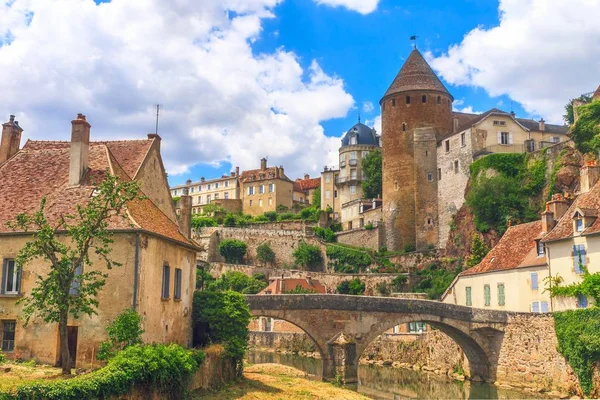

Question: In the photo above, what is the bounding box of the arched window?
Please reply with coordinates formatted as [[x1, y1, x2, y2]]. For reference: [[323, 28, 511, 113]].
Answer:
[[402, 123, 406, 132], [422, 95, 427, 103], [437, 96, 441, 104], [406, 96, 411, 104]]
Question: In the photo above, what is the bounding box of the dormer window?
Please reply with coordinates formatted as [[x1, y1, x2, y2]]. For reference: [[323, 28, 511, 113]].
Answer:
[[536, 240, 544, 257], [576, 218, 584, 232], [350, 135, 357, 145]]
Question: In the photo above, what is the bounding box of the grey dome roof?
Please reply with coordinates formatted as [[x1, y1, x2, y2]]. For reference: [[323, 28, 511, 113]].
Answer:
[[341, 122, 379, 147]]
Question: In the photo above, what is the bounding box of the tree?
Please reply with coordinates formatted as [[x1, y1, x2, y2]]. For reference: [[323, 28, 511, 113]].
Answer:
[[97, 309, 144, 361], [292, 241, 322, 271], [218, 239, 248, 264], [8, 174, 140, 374], [570, 99, 600, 154], [207, 271, 267, 294], [466, 235, 490, 268], [256, 242, 276, 266], [337, 278, 365, 295], [564, 94, 592, 125], [311, 187, 322, 208], [362, 150, 382, 199]]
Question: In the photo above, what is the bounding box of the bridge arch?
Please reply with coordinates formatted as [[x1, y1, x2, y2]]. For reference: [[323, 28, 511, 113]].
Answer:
[[246, 294, 508, 384]]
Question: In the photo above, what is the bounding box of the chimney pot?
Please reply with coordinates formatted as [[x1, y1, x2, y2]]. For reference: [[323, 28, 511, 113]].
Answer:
[[9, 115, 15, 123], [261, 157, 267, 171], [304, 173, 310, 180]]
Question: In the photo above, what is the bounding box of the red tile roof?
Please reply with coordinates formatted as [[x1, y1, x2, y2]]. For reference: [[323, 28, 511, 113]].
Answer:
[[259, 278, 327, 295], [240, 166, 291, 183], [382, 49, 452, 101], [462, 221, 545, 276], [543, 176, 600, 242], [295, 177, 321, 191], [0, 139, 194, 248]]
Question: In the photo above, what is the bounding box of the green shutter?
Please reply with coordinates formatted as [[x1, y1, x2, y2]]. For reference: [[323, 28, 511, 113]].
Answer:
[[466, 287, 472, 306], [484, 285, 491, 306], [498, 284, 505, 306]]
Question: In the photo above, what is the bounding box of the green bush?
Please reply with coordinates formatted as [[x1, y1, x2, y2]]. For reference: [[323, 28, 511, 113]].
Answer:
[[97, 309, 144, 361], [554, 309, 600, 396], [570, 99, 600, 154], [466, 235, 490, 268], [414, 262, 462, 300], [292, 241, 322, 271], [256, 242, 276, 266], [299, 206, 319, 222], [326, 245, 372, 273], [196, 268, 215, 290], [264, 211, 278, 221], [376, 282, 390, 296], [191, 216, 218, 229], [207, 271, 267, 294], [337, 278, 365, 295], [364, 223, 374, 230], [391, 274, 408, 292], [3, 344, 205, 400], [278, 212, 297, 221], [193, 290, 251, 374], [313, 227, 336, 243], [253, 215, 269, 222], [330, 223, 342, 232], [219, 239, 248, 264], [402, 243, 416, 253], [0, 351, 5, 364], [223, 213, 237, 227]]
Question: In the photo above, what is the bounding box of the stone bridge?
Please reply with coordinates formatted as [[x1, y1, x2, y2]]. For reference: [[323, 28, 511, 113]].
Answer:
[[245, 294, 512, 384]]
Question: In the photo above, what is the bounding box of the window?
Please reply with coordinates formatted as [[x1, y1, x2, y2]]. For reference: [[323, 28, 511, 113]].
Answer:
[[207, 184, 211, 190], [493, 120, 506, 126], [334, 190, 338, 198], [1, 320, 16, 352], [392, 98, 396, 106], [465, 287, 472, 306], [498, 283, 505, 306], [406, 96, 411, 104], [499, 132, 511, 145], [362, 151, 368, 158], [69, 264, 83, 296], [249, 200, 253, 206], [531, 301, 540, 313], [408, 321, 426, 333], [531, 272, 538, 290], [1, 259, 21, 295], [269, 183, 275, 193], [215, 193, 220, 200], [215, 183, 219, 189], [402, 123, 406, 132], [484, 284, 491, 306], [350, 185, 356, 194], [350, 169, 357, 179], [173, 190, 178, 196], [174, 268, 182, 300], [445, 140, 450, 152], [541, 301, 549, 313], [577, 294, 588, 309], [438, 168, 442, 180], [350, 136, 357, 145], [325, 175, 331, 183], [422, 95, 427, 103], [437, 96, 441, 104], [162, 265, 170, 299], [461, 132, 466, 147], [536, 240, 544, 257], [224, 192, 229, 199], [454, 160, 459, 173], [259, 199, 263, 207], [576, 218, 584, 232], [350, 151, 357, 160], [248, 186, 255, 195], [198, 186, 202, 192], [259, 185, 265, 194], [326, 190, 331, 199], [427, 173, 433, 182], [224, 181, 229, 188], [206, 194, 211, 203], [268, 198, 272, 206], [573, 244, 586, 273], [550, 136, 560, 144], [189, 187, 194, 193]]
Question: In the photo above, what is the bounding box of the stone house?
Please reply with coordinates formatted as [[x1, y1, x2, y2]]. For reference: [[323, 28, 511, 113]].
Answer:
[[239, 158, 294, 216], [294, 174, 321, 206], [441, 220, 551, 313], [171, 171, 241, 216], [320, 166, 340, 220], [0, 114, 199, 367]]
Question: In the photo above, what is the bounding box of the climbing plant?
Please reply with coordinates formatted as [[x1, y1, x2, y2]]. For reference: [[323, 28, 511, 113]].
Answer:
[[570, 99, 600, 154], [326, 244, 372, 273]]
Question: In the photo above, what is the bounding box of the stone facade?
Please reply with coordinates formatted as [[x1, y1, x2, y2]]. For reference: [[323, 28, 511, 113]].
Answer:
[[171, 173, 241, 216], [335, 225, 383, 251], [320, 167, 340, 220]]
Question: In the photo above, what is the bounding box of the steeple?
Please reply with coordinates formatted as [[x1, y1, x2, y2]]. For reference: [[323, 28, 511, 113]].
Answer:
[[381, 49, 452, 102]]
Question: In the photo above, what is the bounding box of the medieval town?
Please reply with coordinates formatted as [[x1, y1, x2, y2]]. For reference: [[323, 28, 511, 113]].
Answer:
[[0, 1, 599, 399]]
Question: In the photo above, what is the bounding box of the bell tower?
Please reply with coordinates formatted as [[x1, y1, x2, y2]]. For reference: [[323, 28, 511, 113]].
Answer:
[[380, 49, 453, 251]]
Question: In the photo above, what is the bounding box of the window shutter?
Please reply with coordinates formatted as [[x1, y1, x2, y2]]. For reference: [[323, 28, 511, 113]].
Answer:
[[497, 131, 502, 144], [509, 133, 514, 144], [541, 301, 549, 313], [531, 302, 540, 313], [1, 259, 6, 295], [16, 264, 22, 294], [531, 273, 538, 290]]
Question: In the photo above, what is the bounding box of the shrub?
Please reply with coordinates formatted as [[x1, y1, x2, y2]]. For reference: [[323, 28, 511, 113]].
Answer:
[[193, 290, 251, 374], [196, 268, 215, 290], [391, 275, 408, 292], [207, 271, 267, 294], [256, 242, 276, 266], [276, 204, 289, 213], [313, 227, 336, 243], [415, 262, 462, 300], [191, 216, 218, 229], [253, 215, 269, 222], [5, 344, 205, 400], [97, 309, 144, 361], [299, 206, 319, 222], [376, 282, 390, 296], [402, 243, 416, 253], [0, 352, 5, 364], [223, 213, 237, 227], [570, 99, 600, 154], [219, 239, 247, 264], [326, 245, 372, 273], [330, 223, 342, 232], [284, 285, 317, 294], [337, 278, 365, 295], [292, 241, 322, 271], [364, 223, 374, 230], [264, 211, 278, 221], [278, 212, 297, 221]]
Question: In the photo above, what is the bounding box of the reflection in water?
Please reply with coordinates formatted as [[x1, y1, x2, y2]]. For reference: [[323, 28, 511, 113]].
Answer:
[[246, 351, 549, 400]]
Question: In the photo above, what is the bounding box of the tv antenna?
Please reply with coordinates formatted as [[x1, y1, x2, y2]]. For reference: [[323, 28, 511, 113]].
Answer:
[[155, 104, 160, 135]]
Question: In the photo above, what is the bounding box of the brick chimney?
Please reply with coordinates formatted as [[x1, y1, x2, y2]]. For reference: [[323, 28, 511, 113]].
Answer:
[[304, 173, 310, 180], [69, 114, 91, 186], [539, 118, 545, 131], [261, 157, 267, 171], [235, 166, 240, 177], [580, 161, 600, 193], [541, 204, 554, 233], [0, 115, 23, 163], [178, 183, 192, 239], [548, 193, 569, 221]]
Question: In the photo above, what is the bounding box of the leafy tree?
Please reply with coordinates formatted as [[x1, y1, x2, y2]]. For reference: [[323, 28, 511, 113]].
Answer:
[[97, 309, 144, 361], [196, 268, 215, 290], [313, 227, 336, 243], [284, 285, 317, 294], [312, 187, 322, 208], [7, 174, 140, 374], [564, 94, 592, 125], [256, 242, 276, 266], [414, 262, 463, 300], [337, 278, 365, 295], [193, 290, 251, 374], [223, 213, 237, 227], [292, 241, 322, 271], [207, 271, 267, 294], [466, 235, 490, 268], [219, 239, 248, 264], [263, 211, 278, 222], [362, 150, 382, 199], [570, 99, 600, 154], [191, 216, 218, 229], [299, 206, 320, 222]]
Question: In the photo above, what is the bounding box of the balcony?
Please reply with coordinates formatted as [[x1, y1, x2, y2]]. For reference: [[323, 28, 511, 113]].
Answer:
[[349, 159, 358, 167], [340, 161, 346, 168], [335, 174, 362, 185]]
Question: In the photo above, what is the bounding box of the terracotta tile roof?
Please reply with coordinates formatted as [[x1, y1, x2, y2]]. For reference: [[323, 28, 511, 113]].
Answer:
[[295, 177, 321, 191], [382, 49, 452, 101], [259, 278, 327, 294], [543, 177, 600, 242], [0, 139, 195, 248], [240, 166, 291, 183], [462, 221, 544, 276]]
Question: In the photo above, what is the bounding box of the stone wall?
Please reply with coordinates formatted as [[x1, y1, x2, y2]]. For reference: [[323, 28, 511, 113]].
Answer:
[[206, 263, 415, 295], [335, 225, 383, 250], [249, 331, 318, 355]]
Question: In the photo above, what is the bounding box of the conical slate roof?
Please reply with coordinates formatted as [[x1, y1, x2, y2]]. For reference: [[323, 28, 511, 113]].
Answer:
[[341, 122, 379, 147], [381, 49, 452, 101]]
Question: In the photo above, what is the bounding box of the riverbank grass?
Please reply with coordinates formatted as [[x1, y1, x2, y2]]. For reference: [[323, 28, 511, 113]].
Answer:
[[192, 363, 368, 399], [0, 363, 63, 392]]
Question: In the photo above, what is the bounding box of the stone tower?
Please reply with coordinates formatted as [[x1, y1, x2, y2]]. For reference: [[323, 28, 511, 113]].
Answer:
[[380, 49, 453, 251]]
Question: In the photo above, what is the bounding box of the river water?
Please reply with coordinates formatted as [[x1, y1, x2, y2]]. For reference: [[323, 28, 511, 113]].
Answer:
[[247, 351, 550, 399]]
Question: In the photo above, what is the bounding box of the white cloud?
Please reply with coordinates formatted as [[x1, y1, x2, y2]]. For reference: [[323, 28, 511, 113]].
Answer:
[[0, 0, 354, 180], [366, 115, 381, 135], [362, 101, 374, 113], [313, 0, 379, 15], [453, 106, 483, 115], [428, 0, 600, 123]]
